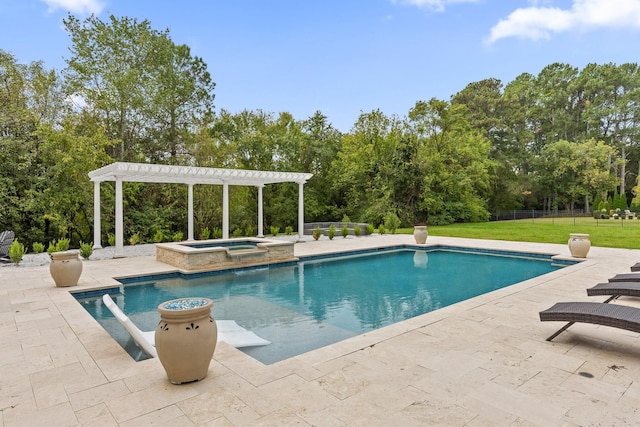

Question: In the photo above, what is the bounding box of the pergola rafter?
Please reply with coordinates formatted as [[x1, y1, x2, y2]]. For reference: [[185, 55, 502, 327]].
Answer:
[[88, 162, 313, 257]]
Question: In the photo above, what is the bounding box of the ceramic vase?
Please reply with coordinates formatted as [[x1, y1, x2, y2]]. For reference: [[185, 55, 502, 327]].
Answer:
[[568, 233, 591, 258], [155, 297, 217, 385], [413, 225, 428, 244], [49, 250, 82, 287]]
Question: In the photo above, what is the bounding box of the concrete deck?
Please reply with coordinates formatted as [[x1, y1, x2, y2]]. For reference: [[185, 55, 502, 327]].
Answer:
[[1, 235, 640, 426]]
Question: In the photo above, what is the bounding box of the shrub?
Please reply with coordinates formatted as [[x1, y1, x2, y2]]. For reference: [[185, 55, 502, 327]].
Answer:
[[200, 227, 210, 240], [270, 225, 280, 236], [378, 223, 386, 235], [32, 242, 45, 253], [328, 224, 336, 240], [285, 225, 293, 235], [341, 225, 349, 238], [57, 238, 70, 251], [212, 227, 223, 239], [366, 224, 374, 235], [129, 232, 140, 246], [341, 214, 351, 223], [173, 231, 183, 242], [79, 241, 93, 259], [8, 239, 25, 264], [353, 225, 362, 237], [153, 230, 164, 243], [384, 213, 400, 234], [245, 225, 254, 236], [232, 228, 243, 238], [312, 226, 322, 240], [107, 233, 116, 246], [48, 238, 71, 254]]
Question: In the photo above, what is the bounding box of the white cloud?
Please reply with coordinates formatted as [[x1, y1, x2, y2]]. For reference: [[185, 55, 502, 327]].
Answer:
[[392, 0, 479, 13], [487, 0, 640, 44], [41, 0, 104, 15]]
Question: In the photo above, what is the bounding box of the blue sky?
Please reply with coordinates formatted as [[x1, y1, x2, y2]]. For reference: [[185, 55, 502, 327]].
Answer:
[[2, 0, 640, 131]]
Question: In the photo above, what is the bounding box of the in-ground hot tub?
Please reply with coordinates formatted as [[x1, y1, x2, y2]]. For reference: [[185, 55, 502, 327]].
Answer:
[[155, 238, 296, 271]]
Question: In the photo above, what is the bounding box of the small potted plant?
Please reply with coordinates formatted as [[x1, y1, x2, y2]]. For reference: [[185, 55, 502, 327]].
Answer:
[[328, 224, 336, 240], [8, 239, 25, 265], [79, 241, 93, 260], [312, 226, 322, 240]]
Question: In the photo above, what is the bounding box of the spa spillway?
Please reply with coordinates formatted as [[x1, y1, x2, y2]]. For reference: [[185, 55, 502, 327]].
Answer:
[[155, 238, 296, 271]]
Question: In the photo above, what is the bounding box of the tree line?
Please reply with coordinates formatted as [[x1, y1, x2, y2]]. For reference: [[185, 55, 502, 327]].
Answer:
[[1, 14, 638, 248]]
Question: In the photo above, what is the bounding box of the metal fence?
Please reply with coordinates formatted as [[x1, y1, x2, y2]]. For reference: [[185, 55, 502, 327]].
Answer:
[[491, 210, 640, 227], [492, 210, 585, 221]]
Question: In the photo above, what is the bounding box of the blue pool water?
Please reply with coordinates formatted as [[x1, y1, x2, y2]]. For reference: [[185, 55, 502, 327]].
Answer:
[[76, 246, 569, 364]]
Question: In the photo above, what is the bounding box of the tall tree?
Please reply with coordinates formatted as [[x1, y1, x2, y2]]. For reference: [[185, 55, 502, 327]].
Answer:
[[408, 99, 492, 224], [579, 63, 640, 195], [63, 14, 215, 162], [330, 109, 401, 224], [143, 41, 215, 163], [452, 78, 523, 212], [532, 63, 580, 145], [299, 111, 343, 221], [535, 139, 617, 213], [0, 50, 68, 244], [38, 121, 114, 243]]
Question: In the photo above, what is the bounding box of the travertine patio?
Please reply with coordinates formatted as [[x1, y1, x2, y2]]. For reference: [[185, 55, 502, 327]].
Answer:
[[1, 235, 639, 426]]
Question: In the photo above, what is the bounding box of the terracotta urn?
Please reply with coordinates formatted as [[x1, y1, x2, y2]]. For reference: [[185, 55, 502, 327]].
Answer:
[[413, 225, 428, 244], [568, 233, 591, 258], [49, 250, 83, 287], [155, 297, 217, 384]]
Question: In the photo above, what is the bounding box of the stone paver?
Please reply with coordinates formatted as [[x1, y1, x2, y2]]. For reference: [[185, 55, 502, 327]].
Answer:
[[1, 235, 640, 426]]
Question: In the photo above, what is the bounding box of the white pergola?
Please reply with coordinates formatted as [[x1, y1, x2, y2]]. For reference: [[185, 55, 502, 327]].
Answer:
[[88, 162, 313, 257]]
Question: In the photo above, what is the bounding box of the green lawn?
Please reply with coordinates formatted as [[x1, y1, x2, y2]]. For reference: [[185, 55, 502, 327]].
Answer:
[[397, 218, 640, 249]]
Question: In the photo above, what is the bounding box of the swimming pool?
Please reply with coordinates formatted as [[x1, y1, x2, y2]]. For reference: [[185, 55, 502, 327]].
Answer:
[[76, 246, 572, 364]]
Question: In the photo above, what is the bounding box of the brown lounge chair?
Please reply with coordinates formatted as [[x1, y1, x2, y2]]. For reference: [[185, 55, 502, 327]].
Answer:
[[609, 273, 640, 282], [539, 302, 640, 341], [587, 281, 640, 303]]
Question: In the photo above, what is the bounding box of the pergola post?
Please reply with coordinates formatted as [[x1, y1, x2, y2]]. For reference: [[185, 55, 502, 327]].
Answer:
[[88, 162, 313, 256], [115, 176, 124, 257], [222, 181, 229, 239], [93, 181, 102, 249], [257, 184, 264, 237], [187, 183, 194, 241], [298, 181, 305, 241]]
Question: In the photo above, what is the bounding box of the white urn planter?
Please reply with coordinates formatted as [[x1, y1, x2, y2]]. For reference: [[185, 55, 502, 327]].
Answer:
[[413, 225, 428, 244], [155, 297, 217, 385], [49, 250, 83, 287], [413, 250, 429, 268], [568, 233, 591, 258]]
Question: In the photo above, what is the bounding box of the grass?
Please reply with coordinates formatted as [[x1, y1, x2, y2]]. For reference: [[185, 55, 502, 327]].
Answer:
[[396, 217, 640, 249]]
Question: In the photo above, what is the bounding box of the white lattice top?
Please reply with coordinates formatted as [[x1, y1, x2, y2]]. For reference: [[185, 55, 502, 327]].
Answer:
[[89, 162, 313, 186]]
